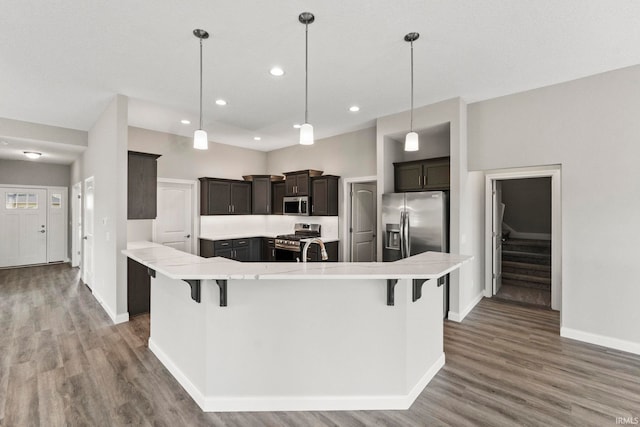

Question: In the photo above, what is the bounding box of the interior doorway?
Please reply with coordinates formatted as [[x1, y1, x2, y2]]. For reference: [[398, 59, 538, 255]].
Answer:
[[153, 179, 197, 253], [346, 179, 377, 262], [82, 177, 95, 289], [485, 167, 561, 311]]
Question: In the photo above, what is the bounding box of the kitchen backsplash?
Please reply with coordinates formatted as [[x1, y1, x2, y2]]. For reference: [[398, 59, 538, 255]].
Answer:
[[200, 215, 339, 239]]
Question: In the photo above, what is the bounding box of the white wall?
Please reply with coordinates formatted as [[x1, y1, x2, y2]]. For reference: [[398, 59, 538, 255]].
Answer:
[[468, 65, 640, 353], [71, 95, 129, 323], [377, 98, 484, 322]]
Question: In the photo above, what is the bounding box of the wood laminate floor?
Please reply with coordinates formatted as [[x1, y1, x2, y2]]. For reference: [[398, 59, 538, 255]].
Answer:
[[1, 264, 638, 426]]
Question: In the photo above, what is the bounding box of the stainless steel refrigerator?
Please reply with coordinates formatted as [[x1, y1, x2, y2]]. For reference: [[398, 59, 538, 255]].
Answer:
[[382, 191, 449, 317]]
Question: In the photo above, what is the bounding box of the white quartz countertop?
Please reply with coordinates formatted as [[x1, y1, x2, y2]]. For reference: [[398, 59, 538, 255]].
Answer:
[[124, 241, 471, 281]]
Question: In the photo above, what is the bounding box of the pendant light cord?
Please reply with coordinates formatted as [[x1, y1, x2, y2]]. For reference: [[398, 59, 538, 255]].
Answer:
[[304, 22, 309, 124], [199, 37, 204, 130], [410, 40, 414, 132]]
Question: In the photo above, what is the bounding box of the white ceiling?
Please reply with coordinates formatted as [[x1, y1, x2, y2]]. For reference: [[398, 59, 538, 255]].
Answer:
[[1, 0, 640, 154], [0, 137, 84, 165]]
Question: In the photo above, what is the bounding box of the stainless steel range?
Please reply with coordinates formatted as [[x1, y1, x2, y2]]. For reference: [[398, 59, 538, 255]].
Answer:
[[274, 223, 321, 259]]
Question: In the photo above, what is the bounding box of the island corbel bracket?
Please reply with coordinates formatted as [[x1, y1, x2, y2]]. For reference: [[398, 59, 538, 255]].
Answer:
[[387, 279, 398, 306], [215, 280, 227, 307], [182, 279, 201, 303], [147, 268, 156, 278], [412, 277, 445, 302]]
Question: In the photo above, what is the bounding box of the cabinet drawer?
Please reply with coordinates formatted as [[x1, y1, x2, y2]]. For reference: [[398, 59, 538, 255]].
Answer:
[[214, 240, 232, 249], [233, 239, 250, 247]]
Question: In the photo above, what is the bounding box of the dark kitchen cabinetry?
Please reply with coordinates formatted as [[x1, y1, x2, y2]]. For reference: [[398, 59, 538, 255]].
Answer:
[[262, 237, 276, 261], [199, 178, 251, 215], [128, 151, 161, 219], [250, 176, 272, 214], [127, 258, 150, 316], [311, 175, 339, 216], [200, 238, 256, 261], [284, 170, 323, 196], [394, 156, 450, 192], [271, 182, 286, 215], [301, 241, 339, 262]]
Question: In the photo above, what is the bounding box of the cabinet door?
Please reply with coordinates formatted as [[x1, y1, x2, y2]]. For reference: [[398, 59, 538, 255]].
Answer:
[[312, 178, 328, 215], [127, 258, 150, 316], [231, 182, 251, 214], [272, 182, 286, 215], [423, 162, 450, 190], [285, 175, 297, 196], [296, 173, 310, 195], [262, 238, 276, 261], [252, 177, 271, 214], [128, 152, 160, 219], [214, 247, 233, 259], [233, 246, 251, 262], [206, 181, 231, 215], [200, 239, 215, 258], [394, 163, 423, 192]]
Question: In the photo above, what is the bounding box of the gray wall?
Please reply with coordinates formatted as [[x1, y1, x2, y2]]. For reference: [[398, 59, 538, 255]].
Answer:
[[468, 64, 640, 349], [501, 178, 551, 235], [0, 159, 70, 187], [128, 127, 268, 181], [266, 127, 376, 178]]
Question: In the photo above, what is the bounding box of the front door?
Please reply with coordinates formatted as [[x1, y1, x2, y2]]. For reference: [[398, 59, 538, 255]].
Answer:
[[350, 182, 377, 262], [492, 180, 504, 294], [155, 182, 193, 252], [0, 187, 47, 267], [83, 177, 95, 289]]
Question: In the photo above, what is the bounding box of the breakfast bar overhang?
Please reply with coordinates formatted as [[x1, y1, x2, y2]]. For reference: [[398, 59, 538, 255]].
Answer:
[[123, 242, 471, 412]]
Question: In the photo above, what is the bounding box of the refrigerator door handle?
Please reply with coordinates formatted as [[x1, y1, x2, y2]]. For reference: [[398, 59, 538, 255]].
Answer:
[[404, 210, 411, 257], [399, 210, 405, 258]]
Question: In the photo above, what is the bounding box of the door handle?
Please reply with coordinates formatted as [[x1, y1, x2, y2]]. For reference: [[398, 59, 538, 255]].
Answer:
[[83, 236, 88, 240], [185, 234, 191, 239], [40, 230, 46, 233]]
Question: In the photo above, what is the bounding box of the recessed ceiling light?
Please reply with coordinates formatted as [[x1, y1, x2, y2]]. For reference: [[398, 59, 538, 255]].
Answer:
[[181, 119, 191, 125], [349, 105, 360, 112], [270, 67, 285, 77], [254, 137, 261, 141], [293, 124, 301, 129], [24, 151, 41, 159], [215, 99, 227, 106]]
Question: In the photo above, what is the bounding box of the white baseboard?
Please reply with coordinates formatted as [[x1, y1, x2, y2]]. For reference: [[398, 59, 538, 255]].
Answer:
[[148, 340, 445, 412], [560, 327, 640, 356], [96, 294, 129, 325], [448, 292, 484, 323]]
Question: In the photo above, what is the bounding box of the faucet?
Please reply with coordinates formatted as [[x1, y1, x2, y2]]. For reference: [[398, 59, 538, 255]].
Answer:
[[302, 238, 328, 262]]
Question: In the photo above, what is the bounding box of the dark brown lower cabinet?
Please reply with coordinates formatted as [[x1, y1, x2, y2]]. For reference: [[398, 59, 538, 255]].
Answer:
[[127, 258, 150, 316], [262, 238, 276, 261]]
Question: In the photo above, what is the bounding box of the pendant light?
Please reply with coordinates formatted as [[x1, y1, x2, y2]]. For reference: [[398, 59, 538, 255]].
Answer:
[[193, 29, 209, 150], [299, 12, 315, 145], [404, 32, 419, 152]]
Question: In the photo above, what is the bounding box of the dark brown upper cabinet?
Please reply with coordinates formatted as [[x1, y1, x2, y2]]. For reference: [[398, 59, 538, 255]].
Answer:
[[284, 170, 323, 196], [243, 175, 284, 215], [271, 181, 286, 215], [394, 156, 450, 192], [311, 175, 340, 216], [128, 151, 161, 219], [199, 178, 251, 215]]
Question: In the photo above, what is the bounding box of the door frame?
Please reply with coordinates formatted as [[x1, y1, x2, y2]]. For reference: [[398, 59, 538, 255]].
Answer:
[[152, 178, 198, 254], [71, 182, 82, 267], [484, 165, 562, 312], [82, 176, 95, 288], [342, 176, 377, 262]]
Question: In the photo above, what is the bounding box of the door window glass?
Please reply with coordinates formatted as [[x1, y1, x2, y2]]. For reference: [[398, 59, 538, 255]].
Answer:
[[5, 193, 38, 209], [51, 194, 62, 208]]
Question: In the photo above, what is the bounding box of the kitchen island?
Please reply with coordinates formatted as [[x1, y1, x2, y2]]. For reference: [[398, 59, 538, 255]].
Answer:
[[123, 242, 471, 412]]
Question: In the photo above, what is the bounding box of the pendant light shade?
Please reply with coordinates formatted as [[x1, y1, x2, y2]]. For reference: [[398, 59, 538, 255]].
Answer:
[[193, 29, 209, 150], [299, 123, 314, 145], [404, 32, 419, 152], [299, 12, 315, 146], [404, 131, 419, 151]]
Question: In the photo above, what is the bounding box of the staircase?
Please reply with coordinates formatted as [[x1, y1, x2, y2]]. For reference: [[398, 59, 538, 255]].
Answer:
[[497, 238, 551, 307]]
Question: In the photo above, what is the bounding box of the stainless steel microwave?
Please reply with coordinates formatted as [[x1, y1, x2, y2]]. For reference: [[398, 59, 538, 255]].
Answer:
[[283, 196, 310, 216]]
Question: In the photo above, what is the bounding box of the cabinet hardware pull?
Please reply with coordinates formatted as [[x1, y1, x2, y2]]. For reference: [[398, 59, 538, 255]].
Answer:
[[228, 205, 231, 213], [418, 175, 421, 186]]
